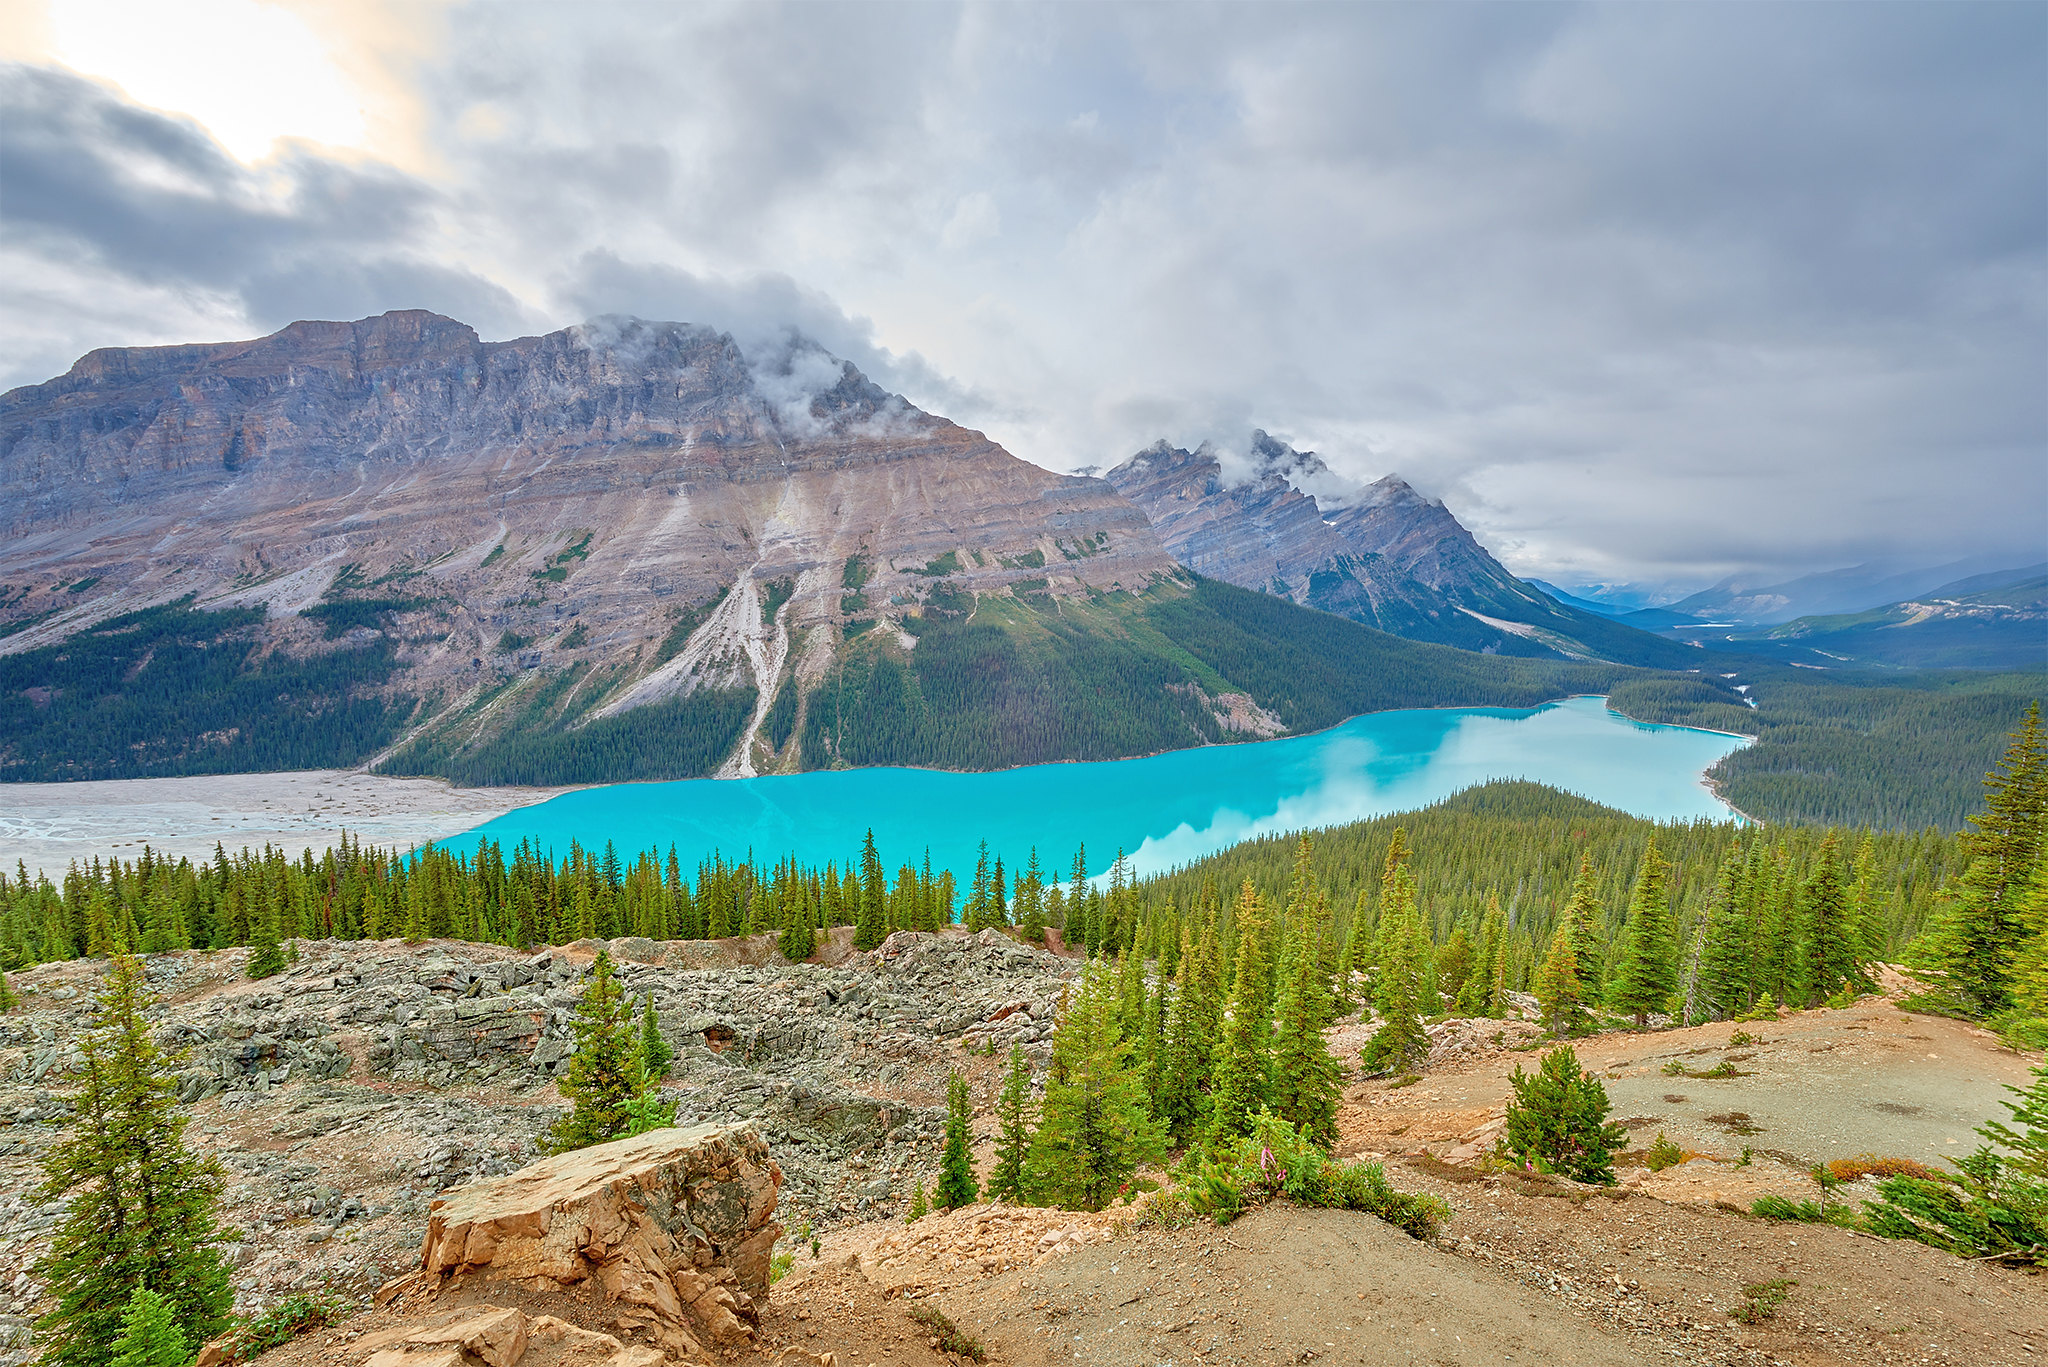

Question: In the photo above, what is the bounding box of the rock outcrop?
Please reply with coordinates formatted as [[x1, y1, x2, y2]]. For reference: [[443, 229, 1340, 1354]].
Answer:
[[0, 311, 1177, 776], [1104, 433, 1692, 666], [415, 1125, 784, 1359]]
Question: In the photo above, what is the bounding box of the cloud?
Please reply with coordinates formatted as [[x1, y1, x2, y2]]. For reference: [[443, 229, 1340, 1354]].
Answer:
[[2, 3, 2041, 590]]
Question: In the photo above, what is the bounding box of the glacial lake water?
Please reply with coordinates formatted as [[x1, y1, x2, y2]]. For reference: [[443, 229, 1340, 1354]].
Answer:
[[455, 695, 1748, 884]]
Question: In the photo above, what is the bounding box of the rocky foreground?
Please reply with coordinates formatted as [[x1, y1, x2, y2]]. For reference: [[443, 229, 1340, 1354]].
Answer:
[[0, 927, 1074, 1360], [0, 936, 2042, 1366]]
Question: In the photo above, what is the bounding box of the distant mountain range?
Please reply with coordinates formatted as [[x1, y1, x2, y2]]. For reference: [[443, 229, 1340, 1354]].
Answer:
[[0, 311, 1631, 784], [1528, 562, 2046, 670], [1103, 434, 1700, 670]]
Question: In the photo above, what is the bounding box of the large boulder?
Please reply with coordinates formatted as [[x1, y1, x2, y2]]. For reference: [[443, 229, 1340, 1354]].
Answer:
[[417, 1125, 783, 1358]]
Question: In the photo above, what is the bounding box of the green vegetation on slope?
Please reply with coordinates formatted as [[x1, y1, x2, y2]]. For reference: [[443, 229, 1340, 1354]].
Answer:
[[1140, 779, 1960, 959], [0, 599, 413, 781], [801, 575, 1627, 772], [1610, 669, 2045, 831]]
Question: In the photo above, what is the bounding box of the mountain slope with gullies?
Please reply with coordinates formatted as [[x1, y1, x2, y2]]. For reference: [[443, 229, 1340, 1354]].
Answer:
[[0, 312, 1631, 784], [1104, 433, 1703, 669]]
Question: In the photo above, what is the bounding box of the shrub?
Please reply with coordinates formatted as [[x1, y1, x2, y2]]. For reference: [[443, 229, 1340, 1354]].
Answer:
[[1859, 1062, 2048, 1266], [1502, 1046, 1629, 1185], [1731, 1279, 1796, 1324], [1826, 1155, 1942, 1184], [1644, 1134, 1685, 1172], [218, 1292, 349, 1361], [1181, 1109, 1449, 1239], [908, 1305, 986, 1361]]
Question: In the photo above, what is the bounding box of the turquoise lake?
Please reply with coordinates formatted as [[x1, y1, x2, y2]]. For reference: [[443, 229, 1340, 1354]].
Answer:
[[456, 695, 1747, 883]]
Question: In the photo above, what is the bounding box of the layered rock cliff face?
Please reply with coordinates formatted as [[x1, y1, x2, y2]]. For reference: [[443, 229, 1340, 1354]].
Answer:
[[0, 311, 1183, 776], [1104, 434, 1692, 666]]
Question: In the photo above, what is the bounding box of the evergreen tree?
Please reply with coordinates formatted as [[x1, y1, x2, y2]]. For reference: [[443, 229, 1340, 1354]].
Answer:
[[636, 994, 674, 1084], [1269, 917, 1342, 1146], [34, 955, 234, 1367], [1030, 963, 1166, 1210], [1606, 837, 1677, 1028], [544, 950, 641, 1154], [988, 1045, 1035, 1203], [1207, 882, 1275, 1139], [1799, 833, 1868, 1005], [777, 887, 815, 962], [2006, 858, 2048, 1041], [854, 830, 886, 950], [1922, 705, 2048, 1015], [905, 1180, 928, 1222], [1559, 856, 1606, 994], [1502, 1045, 1628, 1185], [1361, 864, 1430, 1072], [245, 902, 285, 980], [1155, 917, 1223, 1144], [107, 1287, 187, 1367], [937, 1070, 980, 1210], [1695, 847, 1755, 1020], [1532, 916, 1588, 1034], [1456, 893, 1506, 1016]]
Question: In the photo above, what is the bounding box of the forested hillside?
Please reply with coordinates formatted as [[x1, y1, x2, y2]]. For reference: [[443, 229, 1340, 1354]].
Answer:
[[1608, 668, 2045, 830]]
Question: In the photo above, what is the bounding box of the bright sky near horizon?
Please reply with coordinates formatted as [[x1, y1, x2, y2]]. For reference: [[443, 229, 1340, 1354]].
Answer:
[[1, 0, 2042, 594]]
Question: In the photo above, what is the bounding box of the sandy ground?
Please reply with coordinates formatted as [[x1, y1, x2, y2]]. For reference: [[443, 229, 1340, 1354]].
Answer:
[[0, 769, 569, 878]]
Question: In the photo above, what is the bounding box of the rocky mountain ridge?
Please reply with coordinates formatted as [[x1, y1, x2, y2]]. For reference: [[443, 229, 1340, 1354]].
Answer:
[[1104, 434, 1703, 668], [0, 311, 1215, 779]]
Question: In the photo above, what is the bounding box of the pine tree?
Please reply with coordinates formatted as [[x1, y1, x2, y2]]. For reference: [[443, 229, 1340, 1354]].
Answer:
[[636, 994, 674, 1084], [905, 1180, 928, 1222], [1456, 893, 1506, 1016], [1207, 882, 1275, 1140], [107, 1287, 187, 1367], [1922, 705, 2048, 1015], [2006, 857, 2048, 1041], [1030, 963, 1166, 1210], [1606, 837, 1677, 1028], [1799, 833, 1868, 1005], [988, 1045, 1035, 1203], [854, 830, 886, 950], [34, 955, 234, 1367], [1696, 847, 1755, 1020], [936, 1070, 979, 1210], [245, 902, 285, 980], [1532, 916, 1588, 1034], [1361, 864, 1430, 1072], [777, 887, 815, 963], [545, 951, 642, 1154], [1559, 856, 1606, 995], [1156, 919, 1223, 1144], [1269, 917, 1342, 1147], [1502, 1045, 1628, 1185]]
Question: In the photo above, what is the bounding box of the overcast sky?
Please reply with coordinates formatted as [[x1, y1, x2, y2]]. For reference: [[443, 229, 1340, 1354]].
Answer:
[[2, 1, 2042, 593]]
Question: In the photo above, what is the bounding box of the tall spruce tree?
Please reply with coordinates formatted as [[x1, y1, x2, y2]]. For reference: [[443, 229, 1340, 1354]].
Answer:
[[1029, 963, 1165, 1210], [1269, 916, 1342, 1146], [1207, 882, 1275, 1140], [854, 830, 887, 950], [1695, 847, 1756, 1020], [545, 950, 643, 1154], [937, 1070, 980, 1210], [1362, 863, 1431, 1071], [1799, 833, 1867, 1005], [35, 955, 234, 1367], [1921, 705, 2048, 1015], [1606, 837, 1677, 1029], [1559, 856, 1606, 995], [988, 1045, 1035, 1203], [1532, 916, 1588, 1034]]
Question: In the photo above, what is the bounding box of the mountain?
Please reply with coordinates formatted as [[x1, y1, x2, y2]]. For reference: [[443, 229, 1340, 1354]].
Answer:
[[0, 311, 1628, 784], [1667, 556, 2037, 626], [1103, 434, 1701, 669], [1719, 566, 2047, 670]]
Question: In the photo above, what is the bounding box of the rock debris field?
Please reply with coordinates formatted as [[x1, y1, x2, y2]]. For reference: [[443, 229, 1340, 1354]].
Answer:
[[0, 927, 1073, 1361], [0, 931, 2042, 1367]]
